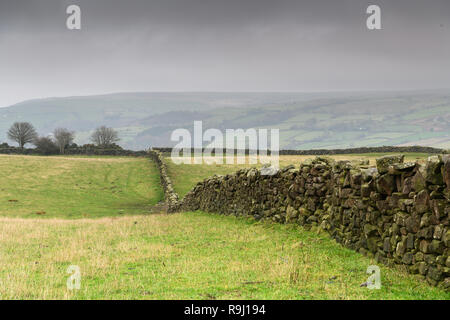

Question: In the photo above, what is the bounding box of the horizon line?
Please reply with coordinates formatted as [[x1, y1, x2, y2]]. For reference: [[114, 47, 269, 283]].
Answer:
[[3, 87, 450, 108]]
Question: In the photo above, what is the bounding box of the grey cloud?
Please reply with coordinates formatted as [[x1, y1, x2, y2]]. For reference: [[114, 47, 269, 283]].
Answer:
[[0, 0, 449, 106]]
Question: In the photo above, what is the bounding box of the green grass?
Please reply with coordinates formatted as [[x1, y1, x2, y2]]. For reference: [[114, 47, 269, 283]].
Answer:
[[166, 160, 253, 197], [0, 211, 447, 299], [0, 154, 163, 218]]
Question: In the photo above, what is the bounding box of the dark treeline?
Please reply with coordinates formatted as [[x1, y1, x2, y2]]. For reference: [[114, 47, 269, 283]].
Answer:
[[0, 142, 147, 156]]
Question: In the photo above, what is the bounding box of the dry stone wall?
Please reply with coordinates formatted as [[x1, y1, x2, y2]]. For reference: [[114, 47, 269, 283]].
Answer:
[[148, 150, 179, 210], [175, 155, 450, 290], [153, 146, 446, 155]]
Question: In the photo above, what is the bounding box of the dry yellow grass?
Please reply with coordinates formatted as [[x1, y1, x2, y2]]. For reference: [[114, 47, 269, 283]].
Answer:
[[0, 215, 169, 299]]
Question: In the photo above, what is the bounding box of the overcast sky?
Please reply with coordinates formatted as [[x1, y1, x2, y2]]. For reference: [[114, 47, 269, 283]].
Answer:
[[0, 0, 449, 106]]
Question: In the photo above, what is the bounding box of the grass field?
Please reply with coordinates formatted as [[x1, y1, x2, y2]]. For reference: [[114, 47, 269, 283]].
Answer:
[[0, 155, 163, 218], [0, 154, 447, 299], [0, 211, 448, 299], [166, 153, 431, 197]]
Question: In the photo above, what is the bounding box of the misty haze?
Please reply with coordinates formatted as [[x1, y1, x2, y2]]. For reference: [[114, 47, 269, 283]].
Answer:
[[1, 90, 449, 150], [1, 0, 449, 151]]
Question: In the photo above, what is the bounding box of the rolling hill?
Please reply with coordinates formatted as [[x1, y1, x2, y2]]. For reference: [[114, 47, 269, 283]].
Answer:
[[0, 91, 449, 150]]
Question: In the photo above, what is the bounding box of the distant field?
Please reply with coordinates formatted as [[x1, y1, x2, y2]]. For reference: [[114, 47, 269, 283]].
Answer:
[[165, 153, 431, 197], [0, 155, 163, 218], [0, 211, 447, 299]]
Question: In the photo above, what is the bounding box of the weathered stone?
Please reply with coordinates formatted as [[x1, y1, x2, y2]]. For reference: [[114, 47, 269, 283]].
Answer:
[[436, 255, 446, 266], [409, 264, 419, 274], [442, 154, 450, 189], [260, 165, 279, 176], [299, 207, 311, 217], [418, 226, 434, 239], [406, 233, 415, 249], [402, 177, 413, 194], [424, 254, 437, 265], [377, 174, 396, 195], [420, 213, 432, 228], [361, 167, 378, 181], [442, 278, 450, 290], [364, 224, 378, 237], [431, 200, 447, 219], [396, 241, 406, 256], [412, 169, 427, 192], [414, 189, 430, 214], [367, 237, 379, 253], [286, 205, 298, 223], [415, 252, 424, 262], [361, 183, 371, 197], [429, 240, 444, 254], [433, 225, 444, 240], [444, 230, 450, 247], [425, 156, 443, 185], [389, 162, 416, 175], [376, 154, 404, 174], [427, 266, 443, 281], [418, 262, 428, 275], [350, 170, 362, 187], [419, 240, 431, 253], [405, 215, 420, 233], [402, 252, 414, 265], [383, 237, 392, 252]]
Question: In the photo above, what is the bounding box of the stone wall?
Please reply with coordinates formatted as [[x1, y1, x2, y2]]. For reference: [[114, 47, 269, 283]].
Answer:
[[0, 144, 147, 156], [153, 145, 446, 155], [148, 150, 179, 211], [175, 155, 450, 289]]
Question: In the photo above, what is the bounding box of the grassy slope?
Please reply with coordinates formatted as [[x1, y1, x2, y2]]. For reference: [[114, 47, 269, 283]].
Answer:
[[0, 155, 163, 218], [0, 212, 447, 299], [166, 153, 431, 197]]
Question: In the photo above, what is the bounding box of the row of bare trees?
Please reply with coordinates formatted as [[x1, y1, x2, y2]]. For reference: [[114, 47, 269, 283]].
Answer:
[[6, 122, 119, 154]]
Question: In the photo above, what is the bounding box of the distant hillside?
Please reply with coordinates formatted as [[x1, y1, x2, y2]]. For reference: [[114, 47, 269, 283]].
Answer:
[[0, 91, 449, 150]]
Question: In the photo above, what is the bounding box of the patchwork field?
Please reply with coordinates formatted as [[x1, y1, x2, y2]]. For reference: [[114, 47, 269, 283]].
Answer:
[[165, 153, 430, 197], [0, 154, 448, 299], [0, 155, 163, 218]]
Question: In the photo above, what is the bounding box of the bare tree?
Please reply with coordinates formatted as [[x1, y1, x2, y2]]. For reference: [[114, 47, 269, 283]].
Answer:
[[53, 128, 75, 154], [7, 122, 37, 149], [91, 126, 120, 146]]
